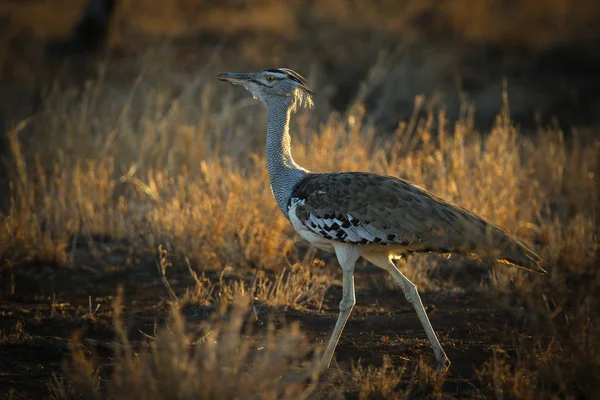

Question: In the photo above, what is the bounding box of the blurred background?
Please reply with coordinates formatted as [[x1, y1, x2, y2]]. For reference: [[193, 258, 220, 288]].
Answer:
[[2, 0, 600, 131]]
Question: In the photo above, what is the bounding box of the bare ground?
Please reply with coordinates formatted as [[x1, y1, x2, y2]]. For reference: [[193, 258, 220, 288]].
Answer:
[[1, 248, 531, 399]]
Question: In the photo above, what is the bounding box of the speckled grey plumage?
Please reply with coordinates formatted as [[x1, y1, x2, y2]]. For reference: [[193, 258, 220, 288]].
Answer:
[[290, 172, 542, 271], [265, 100, 307, 217]]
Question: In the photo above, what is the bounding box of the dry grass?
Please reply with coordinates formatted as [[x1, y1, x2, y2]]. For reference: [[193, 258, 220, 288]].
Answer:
[[346, 357, 447, 399], [1, 1, 599, 398], [49, 292, 320, 400], [475, 349, 537, 399], [3, 73, 595, 275], [156, 249, 331, 310]]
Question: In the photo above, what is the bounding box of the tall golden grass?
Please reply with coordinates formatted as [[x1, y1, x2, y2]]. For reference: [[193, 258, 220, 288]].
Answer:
[[3, 68, 595, 273]]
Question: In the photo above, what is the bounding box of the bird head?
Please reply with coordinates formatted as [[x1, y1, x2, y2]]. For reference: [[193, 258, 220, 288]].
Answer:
[[218, 68, 314, 111]]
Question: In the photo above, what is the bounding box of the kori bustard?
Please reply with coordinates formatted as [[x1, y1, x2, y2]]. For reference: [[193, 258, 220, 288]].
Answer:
[[218, 68, 545, 370]]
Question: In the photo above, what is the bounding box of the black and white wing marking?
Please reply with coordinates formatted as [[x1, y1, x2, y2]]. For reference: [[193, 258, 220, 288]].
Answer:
[[288, 173, 419, 247], [290, 197, 405, 245]]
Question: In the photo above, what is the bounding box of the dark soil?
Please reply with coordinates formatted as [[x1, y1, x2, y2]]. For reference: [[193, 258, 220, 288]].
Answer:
[[0, 251, 526, 399]]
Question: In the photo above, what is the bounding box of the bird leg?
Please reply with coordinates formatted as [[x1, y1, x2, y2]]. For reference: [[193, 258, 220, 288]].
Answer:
[[363, 253, 450, 370], [320, 245, 362, 370]]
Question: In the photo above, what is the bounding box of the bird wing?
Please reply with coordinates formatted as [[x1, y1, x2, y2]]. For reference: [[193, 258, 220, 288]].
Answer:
[[289, 172, 544, 272]]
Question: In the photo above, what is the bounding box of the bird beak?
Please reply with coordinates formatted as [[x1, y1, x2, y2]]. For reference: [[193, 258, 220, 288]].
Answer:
[[217, 72, 251, 84]]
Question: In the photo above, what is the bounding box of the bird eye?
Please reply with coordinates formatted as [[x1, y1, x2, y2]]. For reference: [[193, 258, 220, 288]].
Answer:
[[266, 75, 274, 82]]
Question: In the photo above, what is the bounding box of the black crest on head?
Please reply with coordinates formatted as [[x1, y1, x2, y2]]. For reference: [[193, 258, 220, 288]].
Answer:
[[264, 68, 313, 95]]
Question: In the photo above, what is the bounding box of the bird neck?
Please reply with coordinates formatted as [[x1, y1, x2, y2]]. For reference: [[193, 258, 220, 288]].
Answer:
[[265, 101, 307, 218]]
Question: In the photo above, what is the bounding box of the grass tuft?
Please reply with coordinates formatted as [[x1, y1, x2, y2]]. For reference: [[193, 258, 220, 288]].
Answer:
[[50, 292, 320, 400]]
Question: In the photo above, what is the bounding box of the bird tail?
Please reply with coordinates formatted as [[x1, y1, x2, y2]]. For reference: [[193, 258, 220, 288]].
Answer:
[[476, 225, 546, 274], [494, 240, 546, 274]]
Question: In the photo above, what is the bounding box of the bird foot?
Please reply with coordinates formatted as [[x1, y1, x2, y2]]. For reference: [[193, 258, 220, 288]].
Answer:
[[435, 357, 451, 373]]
